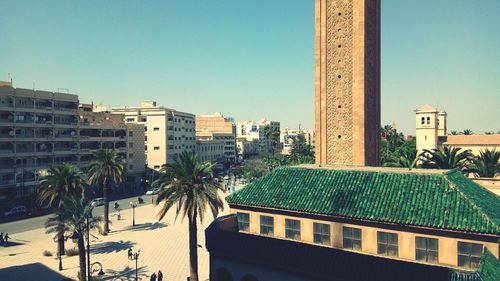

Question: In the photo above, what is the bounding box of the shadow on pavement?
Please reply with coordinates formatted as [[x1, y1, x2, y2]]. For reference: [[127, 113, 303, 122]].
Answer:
[[0, 262, 73, 281], [3, 240, 25, 247], [121, 222, 168, 232], [90, 240, 136, 255], [103, 265, 148, 281]]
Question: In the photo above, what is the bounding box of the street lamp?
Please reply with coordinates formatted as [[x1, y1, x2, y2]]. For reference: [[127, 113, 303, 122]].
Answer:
[[130, 247, 141, 281], [130, 201, 137, 226], [86, 207, 94, 281]]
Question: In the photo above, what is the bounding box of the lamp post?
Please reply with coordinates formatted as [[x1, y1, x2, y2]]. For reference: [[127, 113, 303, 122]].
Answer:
[[86, 207, 93, 281], [130, 202, 137, 226], [130, 247, 141, 281]]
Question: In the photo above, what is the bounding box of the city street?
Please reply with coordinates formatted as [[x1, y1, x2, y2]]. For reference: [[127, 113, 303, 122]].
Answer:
[[0, 195, 158, 234]]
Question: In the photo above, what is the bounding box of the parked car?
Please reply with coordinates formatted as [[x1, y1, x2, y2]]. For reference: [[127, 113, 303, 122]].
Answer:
[[146, 188, 160, 195], [91, 198, 106, 207], [28, 205, 51, 216], [4, 205, 27, 217]]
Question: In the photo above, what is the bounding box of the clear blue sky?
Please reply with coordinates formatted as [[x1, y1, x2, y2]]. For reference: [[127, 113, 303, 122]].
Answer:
[[0, 0, 498, 135]]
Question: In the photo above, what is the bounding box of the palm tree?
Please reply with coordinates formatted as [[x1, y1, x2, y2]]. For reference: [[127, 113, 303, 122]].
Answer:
[[462, 129, 473, 135], [154, 150, 224, 281], [87, 149, 125, 234], [46, 195, 102, 281], [261, 125, 280, 155], [420, 146, 473, 171], [468, 149, 500, 178], [38, 164, 84, 256], [384, 149, 419, 169]]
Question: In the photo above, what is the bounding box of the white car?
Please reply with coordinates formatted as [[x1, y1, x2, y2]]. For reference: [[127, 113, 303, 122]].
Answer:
[[91, 198, 105, 207], [146, 188, 160, 195], [4, 205, 27, 217]]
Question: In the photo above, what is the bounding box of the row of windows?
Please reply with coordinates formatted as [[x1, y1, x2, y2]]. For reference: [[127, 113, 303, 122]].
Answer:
[[236, 213, 484, 269]]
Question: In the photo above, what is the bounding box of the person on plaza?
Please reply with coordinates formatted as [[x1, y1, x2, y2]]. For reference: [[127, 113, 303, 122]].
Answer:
[[128, 248, 133, 260], [150, 272, 157, 281], [4, 233, 9, 247], [157, 270, 163, 281], [0, 233, 4, 246], [117, 210, 121, 220]]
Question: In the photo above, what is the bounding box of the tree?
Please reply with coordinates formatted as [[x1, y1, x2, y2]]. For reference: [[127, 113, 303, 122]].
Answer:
[[243, 159, 268, 181], [462, 129, 473, 135], [290, 134, 314, 164], [420, 146, 473, 171], [468, 149, 500, 178], [261, 125, 280, 155], [87, 149, 125, 235], [46, 195, 102, 281], [384, 149, 419, 169], [380, 125, 406, 166], [153, 151, 224, 281], [38, 164, 84, 256]]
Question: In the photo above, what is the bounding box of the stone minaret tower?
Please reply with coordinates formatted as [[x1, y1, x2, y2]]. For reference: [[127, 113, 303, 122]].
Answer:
[[315, 0, 381, 166]]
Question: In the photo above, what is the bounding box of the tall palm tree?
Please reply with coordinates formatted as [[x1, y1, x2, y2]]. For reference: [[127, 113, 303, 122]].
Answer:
[[38, 164, 84, 256], [46, 195, 102, 281], [468, 149, 500, 178], [384, 149, 419, 169], [420, 146, 473, 171], [462, 129, 474, 135], [87, 149, 125, 234], [154, 150, 224, 281], [261, 125, 280, 155]]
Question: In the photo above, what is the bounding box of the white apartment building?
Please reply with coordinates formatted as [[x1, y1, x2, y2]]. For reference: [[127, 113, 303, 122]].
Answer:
[[236, 137, 259, 161], [112, 101, 196, 170], [237, 118, 280, 149], [196, 112, 237, 164]]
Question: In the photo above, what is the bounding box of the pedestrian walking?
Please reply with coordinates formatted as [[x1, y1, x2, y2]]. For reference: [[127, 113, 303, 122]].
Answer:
[[157, 270, 163, 281], [128, 248, 132, 260], [4, 233, 9, 247], [117, 210, 121, 221], [150, 272, 157, 281], [0, 233, 4, 246]]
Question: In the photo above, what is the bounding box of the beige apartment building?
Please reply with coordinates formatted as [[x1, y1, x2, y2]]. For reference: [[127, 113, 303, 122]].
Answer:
[[196, 112, 236, 164], [196, 139, 225, 164], [112, 101, 196, 170], [0, 83, 145, 204], [415, 104, 499, 156]]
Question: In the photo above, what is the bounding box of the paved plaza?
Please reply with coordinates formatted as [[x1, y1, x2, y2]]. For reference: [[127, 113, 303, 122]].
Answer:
[[0, 196, 232, 281]]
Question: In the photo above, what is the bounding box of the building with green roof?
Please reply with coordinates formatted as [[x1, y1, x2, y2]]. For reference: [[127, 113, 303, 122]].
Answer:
[[206, 166, 500, 281]]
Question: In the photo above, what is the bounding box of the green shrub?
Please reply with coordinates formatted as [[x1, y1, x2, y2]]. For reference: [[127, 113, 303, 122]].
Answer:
[[65, 248, 79, 256], [42, 250, 53, 257]]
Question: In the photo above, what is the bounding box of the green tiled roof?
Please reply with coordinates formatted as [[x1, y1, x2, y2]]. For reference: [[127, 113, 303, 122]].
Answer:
[[226, 166, 500, 234]]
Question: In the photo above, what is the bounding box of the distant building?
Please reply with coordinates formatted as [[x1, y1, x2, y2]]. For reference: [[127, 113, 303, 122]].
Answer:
[[236, 137, 259, 161], [280, 128, 303, 155], [415, 104, 499, 155], [196, 139, 225, 165], [196, 112, 236, 164], [112, 101, 196, 170], [237, 119, 280, 152], [206, 166, 500, 281]]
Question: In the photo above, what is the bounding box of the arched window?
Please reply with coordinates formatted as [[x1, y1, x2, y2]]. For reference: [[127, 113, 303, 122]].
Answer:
[[421, 117, 425, 125], [241, 274, 259, 281], [426, 117, 431, 125], [214, 268, 233, 281]]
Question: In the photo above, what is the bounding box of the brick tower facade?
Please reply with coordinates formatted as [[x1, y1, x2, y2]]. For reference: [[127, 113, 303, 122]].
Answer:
[[315, 0, 380, 166]]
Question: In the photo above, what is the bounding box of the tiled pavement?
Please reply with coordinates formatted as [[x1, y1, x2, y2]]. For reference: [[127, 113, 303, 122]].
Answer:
[[0, 195, 232, 281]]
